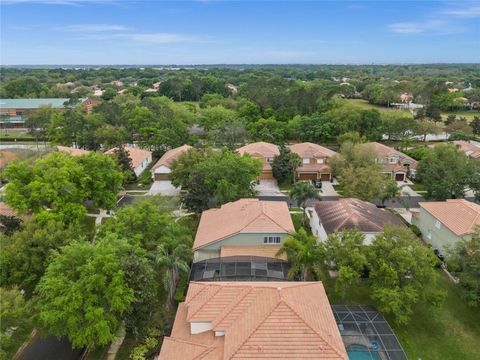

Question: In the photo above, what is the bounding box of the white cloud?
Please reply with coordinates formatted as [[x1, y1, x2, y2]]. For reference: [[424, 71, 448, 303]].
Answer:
[[388, 20, 465, 35], [126, 33, 195, 43], [440, 4, 480, 18], [65, 24, 129, 32]]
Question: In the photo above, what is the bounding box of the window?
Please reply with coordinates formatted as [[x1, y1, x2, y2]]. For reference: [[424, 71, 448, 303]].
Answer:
[[303, 158, 309, 164], [387, 156, 398, 164], [427, 230, 432, 240], [435, 220, 441, 229], [267, 157, 274, 163], [263, 236, 281, 244], [316, 158, 324, 164]]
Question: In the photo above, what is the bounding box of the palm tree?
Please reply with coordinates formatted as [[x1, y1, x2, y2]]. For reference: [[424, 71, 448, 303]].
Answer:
[[155, 240, 192, 309], [276, 228, 323, 281], [289, 181, 319, 223]]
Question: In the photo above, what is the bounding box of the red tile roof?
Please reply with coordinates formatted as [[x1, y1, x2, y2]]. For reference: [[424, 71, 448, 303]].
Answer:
[[152, 144, 192, 171], [56, 146, 90, 157], [289, 142, 336, 158], [453, 140, 480, 159], [419, 199, 480, 236], [312, 198, 405, 234], [194, 199, 294, 250], [236, 142, 280, 158], [159, 281, 348, 360], [105, 146, 152, 169]]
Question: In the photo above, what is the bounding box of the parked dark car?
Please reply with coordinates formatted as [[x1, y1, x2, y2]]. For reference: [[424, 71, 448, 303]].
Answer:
[[433, 248, 445, 262], [312, 179, 322, 189]]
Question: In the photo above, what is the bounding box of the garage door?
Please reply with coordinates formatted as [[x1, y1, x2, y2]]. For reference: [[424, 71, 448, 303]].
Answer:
[[320, 173, 331, 181], [395, 173, 405, 181], [298, 173, 318, 180], [154, 173, 170, 181], [259, 171, 274, 180]]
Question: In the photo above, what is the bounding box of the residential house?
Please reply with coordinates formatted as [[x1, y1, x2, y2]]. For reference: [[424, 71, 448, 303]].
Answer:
[[193, 199, 294, 262], [56, 146, 90, 156], [105, 146, 152, 177], [308, 198, 405, 244], [412, 199, 480, 253], [158, 281, 348, 360], [289, 142, 336, 181], [82, 98, 102, 114], [236, 142, 280, 180], [454, 140, 480, 160], [0, 98, 87, 130], [361, 142, 417, 181], [0, 202, 29, 231], [151, 145, 192, 181]]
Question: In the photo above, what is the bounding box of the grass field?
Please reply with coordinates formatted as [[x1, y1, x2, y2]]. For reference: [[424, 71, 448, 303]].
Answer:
[[347, 99, 480, 123], [441, 110, 479, 122], [346, 99, 409, 112], [322, 270, 480, 360]]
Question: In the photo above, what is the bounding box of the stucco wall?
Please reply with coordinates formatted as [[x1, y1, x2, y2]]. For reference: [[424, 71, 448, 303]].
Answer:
[[308, 207, 378, 244], [412, 207, 470, 252], [133, 155, 152, 177], [193, 232, 290, 262]]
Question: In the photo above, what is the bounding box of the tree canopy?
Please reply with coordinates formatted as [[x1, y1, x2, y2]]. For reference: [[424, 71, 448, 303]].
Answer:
[[2, 152, 123, 223]]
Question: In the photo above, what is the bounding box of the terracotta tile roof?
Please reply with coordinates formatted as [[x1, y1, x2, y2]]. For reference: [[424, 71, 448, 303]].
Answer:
[[312, 198, 405, 234], [0, 150, 18, 169], [159, 281, 348, 360], [152, 144, 193, 171], [296, 163, 331, 173], [56, 146, 90, 157], [453, 140, 480, 159], [105, 146, 152, 169], [361, 142, 417, 171], [419, 199, 480, 236], [194, 199, 295, 250], [236, 142, 279, 158], [289, 142, 336, 158], [220, 245, 287, 260], [0, 202, 18, 218], [0, 202, 30, 225]]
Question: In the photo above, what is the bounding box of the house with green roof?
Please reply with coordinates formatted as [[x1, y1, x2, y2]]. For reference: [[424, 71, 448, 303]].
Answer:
[[0, 98, 87, 130]]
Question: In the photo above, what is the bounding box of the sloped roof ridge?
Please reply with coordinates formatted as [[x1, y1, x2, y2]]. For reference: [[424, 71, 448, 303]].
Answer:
[[239, 201, 279, 233], [258, 201, 293, 233], [162, 337, 212, 359], [280, 296, 345, 359], [225, 292, 281, 359], [212, 287, 254, 329], [186, 284, 223, 320]]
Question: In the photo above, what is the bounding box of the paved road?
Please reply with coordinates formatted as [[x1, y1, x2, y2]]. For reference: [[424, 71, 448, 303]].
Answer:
[[17, 334, 84, 360]]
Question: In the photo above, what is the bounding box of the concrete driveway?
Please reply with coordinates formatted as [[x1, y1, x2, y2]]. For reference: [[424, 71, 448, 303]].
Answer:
[[254, 179, 283, 196], [319, 181, 339, 197], [149, 180, 181, 196]]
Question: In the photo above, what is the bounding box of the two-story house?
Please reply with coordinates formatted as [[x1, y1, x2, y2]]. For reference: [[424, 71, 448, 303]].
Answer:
[[236, 142, 280, 180], [289, 142, 337, 181], [412, 199, 480, 254], [361, 142, 417, 181], [193, 198, 294, 263], [307, 198, 405, 244]]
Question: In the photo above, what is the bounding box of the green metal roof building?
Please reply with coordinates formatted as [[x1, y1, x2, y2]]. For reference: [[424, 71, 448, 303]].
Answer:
[[0, 98, 76, 109]]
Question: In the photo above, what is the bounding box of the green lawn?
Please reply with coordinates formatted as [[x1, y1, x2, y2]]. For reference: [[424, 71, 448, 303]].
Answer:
[[278, 182, 293, 191], [441, 110, 479, 123], [409, 184, 427, 192], [321, 270, 480, 360], [346, 99, 409, 113]]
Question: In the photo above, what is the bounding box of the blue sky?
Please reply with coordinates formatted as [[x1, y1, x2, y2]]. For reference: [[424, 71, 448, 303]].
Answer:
[[1, 1, 479, 65]]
